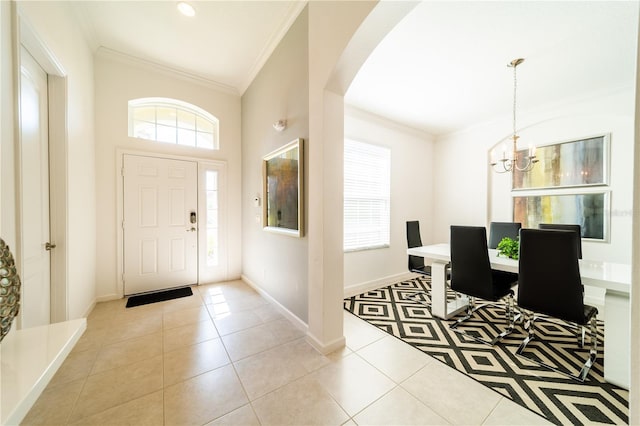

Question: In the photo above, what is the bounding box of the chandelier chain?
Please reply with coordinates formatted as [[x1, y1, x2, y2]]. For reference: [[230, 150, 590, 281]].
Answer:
[[512, 62, 517, 138], [491, 57, 538, 174]]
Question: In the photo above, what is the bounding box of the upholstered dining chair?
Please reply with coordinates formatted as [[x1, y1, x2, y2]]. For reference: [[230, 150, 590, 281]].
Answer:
[[488, 221, 522, 249], [516, 228, 598, 382], [449, 225, 518, 346], [406, 220, 431, 276], [538, 223, 582, 259]]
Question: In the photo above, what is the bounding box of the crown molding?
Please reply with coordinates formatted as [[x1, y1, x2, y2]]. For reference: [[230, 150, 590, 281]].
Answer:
[[345, 104, 435, 140], [96, 47, 239, 96], [238, 1, 308, 95], [69, 2, 100, 52]]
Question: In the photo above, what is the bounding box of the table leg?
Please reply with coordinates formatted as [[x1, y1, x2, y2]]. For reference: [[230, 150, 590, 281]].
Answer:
[[430, 262, 468, 319], [430, 262, 448, 319], [603, 291, 630, 389]]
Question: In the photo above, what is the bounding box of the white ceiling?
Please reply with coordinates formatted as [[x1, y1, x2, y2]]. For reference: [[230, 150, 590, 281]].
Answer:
[[346, 1, 639, 136], [72, 1, 638, 136], [72, 0, 307, 94]]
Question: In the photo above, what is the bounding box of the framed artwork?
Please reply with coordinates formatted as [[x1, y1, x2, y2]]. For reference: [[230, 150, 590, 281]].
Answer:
[[262, 138, 304, 237], [513, 191, 609, 241], [512, 134, 609, 190]]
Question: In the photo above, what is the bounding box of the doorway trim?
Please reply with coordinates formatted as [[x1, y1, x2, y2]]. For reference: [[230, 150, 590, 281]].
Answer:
[[115, 148, 228, 298], [14, 9, 69, 323]]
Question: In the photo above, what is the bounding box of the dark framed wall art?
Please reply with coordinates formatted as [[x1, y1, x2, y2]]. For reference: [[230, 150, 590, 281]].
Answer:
[[262, 138, 304, 237]]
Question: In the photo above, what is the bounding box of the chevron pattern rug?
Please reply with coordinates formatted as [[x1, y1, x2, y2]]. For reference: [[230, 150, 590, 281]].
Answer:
[[344, 276, 628, 425]]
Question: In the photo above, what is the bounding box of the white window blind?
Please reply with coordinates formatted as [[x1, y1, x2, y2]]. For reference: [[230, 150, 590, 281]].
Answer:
[[344, 139, 391, 251]]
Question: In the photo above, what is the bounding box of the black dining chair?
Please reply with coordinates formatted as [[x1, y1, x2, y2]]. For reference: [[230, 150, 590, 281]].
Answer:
[[538, 223, 582, 259], [449, 226, 518, 346], [406, 221, 431, 276], [488, 221, 522, 249], [516, 228, 598, 382]]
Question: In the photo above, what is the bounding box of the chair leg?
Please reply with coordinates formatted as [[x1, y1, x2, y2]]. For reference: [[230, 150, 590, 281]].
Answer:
[[511, 299, 522, 324], [516, 313, 598, 382], [487, 294, 516, 345], [449, 297, 476, 327], [403, 282, 464, 307], [516, 311, 535, 356], [577, 325, 586, 348], [450, 295, 515, 346], [404, 291, 430, 306], [577, 316, 598, 381]]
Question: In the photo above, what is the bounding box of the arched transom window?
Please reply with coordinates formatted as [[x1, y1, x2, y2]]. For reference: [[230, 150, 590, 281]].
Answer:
[[128, 97, 219, 150]]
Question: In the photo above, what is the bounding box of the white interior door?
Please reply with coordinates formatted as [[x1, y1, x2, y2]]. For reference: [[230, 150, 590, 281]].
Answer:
[[123, 154, 198, 295], [19, 46, 51, 328]]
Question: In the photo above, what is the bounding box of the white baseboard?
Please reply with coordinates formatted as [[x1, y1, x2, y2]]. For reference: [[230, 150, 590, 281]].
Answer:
[[81, 300, 97, 319], [344, 271, 416, 298], [83, 293, 120, 319], [241, 274, 308, 333], [306, 333, 346, 355], [95, 293, 121, 303]]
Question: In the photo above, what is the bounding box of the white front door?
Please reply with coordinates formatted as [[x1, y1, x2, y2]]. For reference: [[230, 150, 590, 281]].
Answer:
[[19, 46, 51, 328], [123, 154, 198, 295]]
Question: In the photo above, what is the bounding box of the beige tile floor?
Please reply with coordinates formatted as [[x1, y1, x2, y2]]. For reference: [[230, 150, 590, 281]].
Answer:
[[23, 279, 552, 425]]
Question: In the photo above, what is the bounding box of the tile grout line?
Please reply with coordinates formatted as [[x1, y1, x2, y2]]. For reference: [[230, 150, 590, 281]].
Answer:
[[201, 285, 263, 425]]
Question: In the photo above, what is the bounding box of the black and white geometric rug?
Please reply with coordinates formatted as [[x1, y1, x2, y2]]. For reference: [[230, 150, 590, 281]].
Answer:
[[344, 276, 628, 425]]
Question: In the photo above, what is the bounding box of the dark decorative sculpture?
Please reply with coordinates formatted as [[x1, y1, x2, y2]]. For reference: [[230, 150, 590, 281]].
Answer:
[[0, 238, 21, 342]]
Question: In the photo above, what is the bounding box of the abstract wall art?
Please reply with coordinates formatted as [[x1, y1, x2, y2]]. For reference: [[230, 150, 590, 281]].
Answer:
[[513, 191, 608, 240], [262, 138, 304, 237], [513, 135, 609, 190]]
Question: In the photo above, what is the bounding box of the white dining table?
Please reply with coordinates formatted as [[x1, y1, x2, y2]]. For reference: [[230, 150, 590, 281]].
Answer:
[[407, 243, 631, 389]]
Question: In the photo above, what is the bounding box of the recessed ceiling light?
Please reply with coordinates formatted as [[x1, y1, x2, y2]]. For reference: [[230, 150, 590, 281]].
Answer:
[[177, 1, 196, 17]]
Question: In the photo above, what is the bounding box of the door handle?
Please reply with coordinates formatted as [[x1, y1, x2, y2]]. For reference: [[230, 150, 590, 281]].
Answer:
[[187, 227, 197, 232], [45, 242, 57, 250]]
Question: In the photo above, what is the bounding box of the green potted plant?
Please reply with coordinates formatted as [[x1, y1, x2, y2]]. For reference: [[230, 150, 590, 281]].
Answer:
[[496, 236, 519, 260]]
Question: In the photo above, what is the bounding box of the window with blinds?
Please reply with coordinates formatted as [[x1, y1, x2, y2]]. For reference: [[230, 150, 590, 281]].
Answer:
[[344, 139, 391, 251], [128, 97, 219, 150]]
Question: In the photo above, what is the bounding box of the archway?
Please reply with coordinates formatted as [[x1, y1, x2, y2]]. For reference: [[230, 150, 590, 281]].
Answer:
[[305, 1, 418, 352]]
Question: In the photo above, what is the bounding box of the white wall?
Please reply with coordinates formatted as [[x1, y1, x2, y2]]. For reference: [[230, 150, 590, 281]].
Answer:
[[0, 1, 16, 249], [435, 88, 635, 264], [630, 26, 640, 423], [343, 106, 435, 295], [14, 2, 96, 320], [241, 8, 310, 323], [94, 52, 242, 300]]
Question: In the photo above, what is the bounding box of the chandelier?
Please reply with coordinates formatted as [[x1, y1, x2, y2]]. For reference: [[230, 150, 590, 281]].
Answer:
[[491, 58, 538, 173]]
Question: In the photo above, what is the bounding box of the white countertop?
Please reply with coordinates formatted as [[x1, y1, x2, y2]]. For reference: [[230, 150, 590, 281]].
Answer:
[[1, 318, 86, 425]]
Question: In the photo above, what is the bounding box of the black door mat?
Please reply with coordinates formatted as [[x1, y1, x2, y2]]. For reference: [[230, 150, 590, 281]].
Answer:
[[126, 286, 193, 308]]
